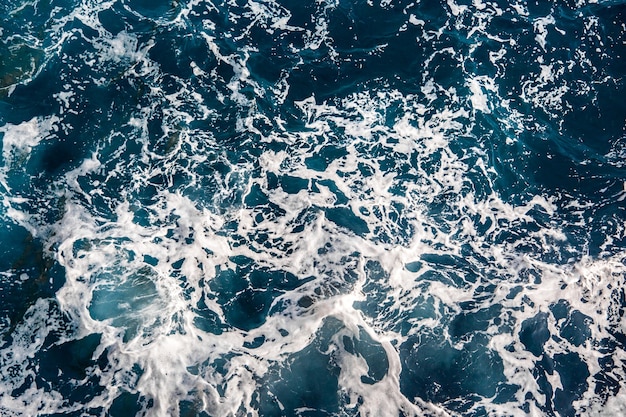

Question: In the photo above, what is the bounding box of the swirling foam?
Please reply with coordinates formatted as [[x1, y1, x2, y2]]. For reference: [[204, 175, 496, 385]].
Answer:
[[1, 0, 625, 416]]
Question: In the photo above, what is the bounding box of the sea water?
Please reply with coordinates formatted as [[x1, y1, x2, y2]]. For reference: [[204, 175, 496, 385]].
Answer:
[[0, 0, 625, 416]]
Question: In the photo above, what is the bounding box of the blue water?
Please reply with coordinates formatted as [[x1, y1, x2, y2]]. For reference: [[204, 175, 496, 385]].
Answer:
[[1, 0, 625, 416]]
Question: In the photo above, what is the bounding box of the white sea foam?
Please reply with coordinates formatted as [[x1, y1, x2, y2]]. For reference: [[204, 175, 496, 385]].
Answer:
[[534, 15, 555, 51], [0, 116, 59, 168], [15, 82, 619, 416], [1, 1, 625, 416]]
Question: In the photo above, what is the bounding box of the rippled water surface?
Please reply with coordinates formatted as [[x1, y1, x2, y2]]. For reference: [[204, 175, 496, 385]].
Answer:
[[1, 0, 626, 416]]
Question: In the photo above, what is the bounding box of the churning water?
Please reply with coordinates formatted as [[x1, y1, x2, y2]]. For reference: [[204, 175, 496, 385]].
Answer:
[[1, 0, 626, 416]]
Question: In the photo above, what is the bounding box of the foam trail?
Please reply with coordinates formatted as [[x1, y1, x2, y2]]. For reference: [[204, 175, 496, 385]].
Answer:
[[0, 0, 625, 416]]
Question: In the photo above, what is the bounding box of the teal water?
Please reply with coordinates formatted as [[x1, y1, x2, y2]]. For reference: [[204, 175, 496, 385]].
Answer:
[[1, 1, 625, 416]]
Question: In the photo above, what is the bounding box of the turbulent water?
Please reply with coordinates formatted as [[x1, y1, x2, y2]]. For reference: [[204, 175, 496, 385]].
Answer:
[[1, 0, 625, 416]]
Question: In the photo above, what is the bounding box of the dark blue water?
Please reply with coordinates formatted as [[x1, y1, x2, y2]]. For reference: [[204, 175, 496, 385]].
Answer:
[[1, 0, 625, 416]]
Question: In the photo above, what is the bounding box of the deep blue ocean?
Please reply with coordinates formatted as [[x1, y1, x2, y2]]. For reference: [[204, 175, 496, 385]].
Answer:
[[1, 0, 625, 416]]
